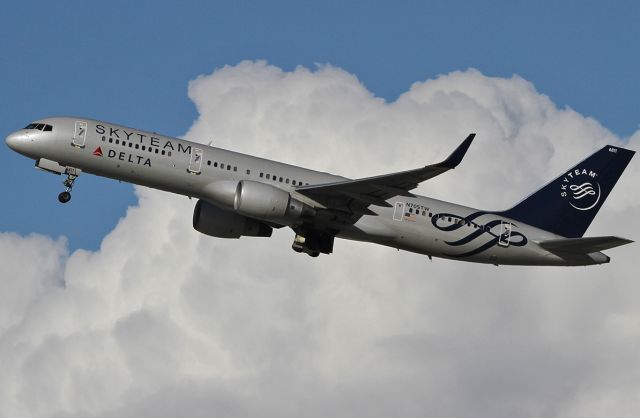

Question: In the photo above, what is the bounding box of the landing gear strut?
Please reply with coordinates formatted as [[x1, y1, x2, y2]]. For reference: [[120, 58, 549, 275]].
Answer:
[[58, 168, 80, 204]]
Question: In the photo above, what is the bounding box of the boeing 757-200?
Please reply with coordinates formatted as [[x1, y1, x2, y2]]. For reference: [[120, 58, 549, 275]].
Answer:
[[5, 117, 635, 266]]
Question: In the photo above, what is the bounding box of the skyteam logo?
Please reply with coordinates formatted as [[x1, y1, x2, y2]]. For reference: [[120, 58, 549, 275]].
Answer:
[[560, 168, 601, 211]]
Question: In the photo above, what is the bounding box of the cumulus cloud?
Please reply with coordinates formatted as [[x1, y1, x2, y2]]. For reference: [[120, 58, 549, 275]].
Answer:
[[1, 61, 638, 418]]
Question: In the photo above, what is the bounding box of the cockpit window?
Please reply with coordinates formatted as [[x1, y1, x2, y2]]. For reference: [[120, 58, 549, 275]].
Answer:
[[23, 123, 53, 131]]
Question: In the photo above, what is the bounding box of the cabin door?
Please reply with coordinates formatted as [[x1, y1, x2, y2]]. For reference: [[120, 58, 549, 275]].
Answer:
[[72, 120, 87, 148], [188, 148, 203, 174], [498, 222, 512, 247]]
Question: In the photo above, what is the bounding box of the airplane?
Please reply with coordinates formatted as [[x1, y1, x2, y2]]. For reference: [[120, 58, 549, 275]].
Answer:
[[5, 116, 635, 266]]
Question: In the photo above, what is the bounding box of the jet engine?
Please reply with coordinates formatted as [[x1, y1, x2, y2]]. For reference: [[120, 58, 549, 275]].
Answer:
[[234, 180, 316, 221], [193, 200, 272, 238]]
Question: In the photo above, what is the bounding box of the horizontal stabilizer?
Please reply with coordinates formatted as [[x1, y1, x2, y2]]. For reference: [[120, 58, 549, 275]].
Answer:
[[538, 236, 633, 254]]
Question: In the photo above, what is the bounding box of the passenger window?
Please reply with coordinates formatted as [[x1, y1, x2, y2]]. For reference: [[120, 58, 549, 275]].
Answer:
[[109, 138, 113, 143], [260, 172, 264, 178], [292, 180, 296, 185], [168, 151, 172, 157], [135, 144, 139, 149], [285, 179, 290, 184], [246, 169, 250, 175], [422, 211, 426, 216], [142, 145, 145, 150], [161, 150, 166, 155], [116, 140, 120, 145], [207, 161, 211, 166], [234, 166, 237, 172], [266, 174, 270, 179], [214, 162, 218, 167], [227, 165, 231, 171], [279, 177, 283, 182], [155, 149, 159, 154]]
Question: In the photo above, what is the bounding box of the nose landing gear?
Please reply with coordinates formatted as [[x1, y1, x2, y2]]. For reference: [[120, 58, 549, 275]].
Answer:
[[57, 167, 80, 204]]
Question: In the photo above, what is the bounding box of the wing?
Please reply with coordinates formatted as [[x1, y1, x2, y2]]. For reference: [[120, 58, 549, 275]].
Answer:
[[295, 134, 475, 214]]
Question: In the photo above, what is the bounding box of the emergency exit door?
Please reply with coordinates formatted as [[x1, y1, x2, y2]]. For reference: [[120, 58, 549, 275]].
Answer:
[[393, 202, 405, 221]]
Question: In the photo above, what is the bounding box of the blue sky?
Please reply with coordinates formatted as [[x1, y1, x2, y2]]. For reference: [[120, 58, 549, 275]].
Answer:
[[1, 0, 638, 250]]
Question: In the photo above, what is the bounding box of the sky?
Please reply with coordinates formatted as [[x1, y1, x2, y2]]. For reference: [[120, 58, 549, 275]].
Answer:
[[1, 0, 639, 250], [1, 1, 639, 417]]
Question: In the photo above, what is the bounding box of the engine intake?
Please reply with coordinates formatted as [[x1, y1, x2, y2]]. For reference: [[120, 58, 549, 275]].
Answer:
[[234, 180, 315, 220], [193, 200, 272, 238]]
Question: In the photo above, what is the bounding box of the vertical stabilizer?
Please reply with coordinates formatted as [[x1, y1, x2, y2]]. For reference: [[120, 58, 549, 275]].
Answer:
[[499, 145, 635, 238]]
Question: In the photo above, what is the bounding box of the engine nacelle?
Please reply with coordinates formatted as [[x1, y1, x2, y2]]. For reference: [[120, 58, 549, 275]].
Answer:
[[233, 180, 315, 220], [201, 180, 238, 209], [193, 200, 272, 239]]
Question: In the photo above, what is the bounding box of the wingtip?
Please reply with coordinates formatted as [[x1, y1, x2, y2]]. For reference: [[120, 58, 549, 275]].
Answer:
[[440, 133, 476, 168]]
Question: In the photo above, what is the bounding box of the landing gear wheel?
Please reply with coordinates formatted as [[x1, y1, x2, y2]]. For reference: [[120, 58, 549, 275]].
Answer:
[[58, 191, 71, 203], [58, 168, 80, 204], [291, 232, 334, 257]]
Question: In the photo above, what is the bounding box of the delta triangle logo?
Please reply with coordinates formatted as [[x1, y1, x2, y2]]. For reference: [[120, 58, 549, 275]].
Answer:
[[93, 147, 103, 157]]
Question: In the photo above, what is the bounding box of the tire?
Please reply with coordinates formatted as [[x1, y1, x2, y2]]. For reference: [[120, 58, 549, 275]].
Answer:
[[58, 191, 71, 203]]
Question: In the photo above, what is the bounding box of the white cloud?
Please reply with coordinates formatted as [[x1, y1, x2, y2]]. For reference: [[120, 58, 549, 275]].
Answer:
[[1, 61, 638, 418], [0, 233, 66, 333]]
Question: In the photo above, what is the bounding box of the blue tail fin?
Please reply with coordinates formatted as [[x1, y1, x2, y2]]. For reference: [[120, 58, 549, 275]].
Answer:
[[499, 144, 635, 238]]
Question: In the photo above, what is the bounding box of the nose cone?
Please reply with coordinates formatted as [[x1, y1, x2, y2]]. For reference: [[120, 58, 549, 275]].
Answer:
[[5, 131, 30, 155], [5, 131, 21, 151]]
